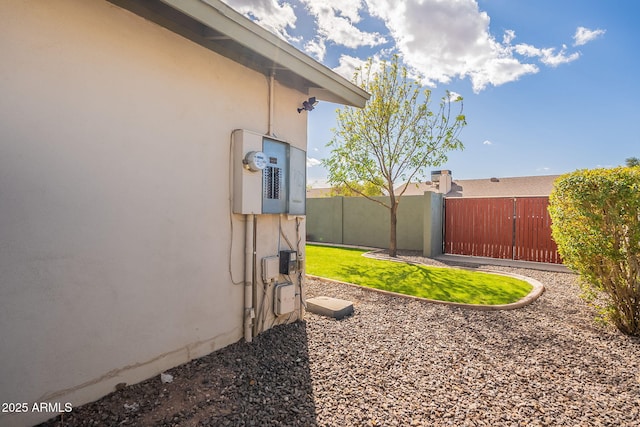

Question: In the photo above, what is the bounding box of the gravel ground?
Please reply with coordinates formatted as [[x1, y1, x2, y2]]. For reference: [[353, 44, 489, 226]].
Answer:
[[41, 253, 640, 426]]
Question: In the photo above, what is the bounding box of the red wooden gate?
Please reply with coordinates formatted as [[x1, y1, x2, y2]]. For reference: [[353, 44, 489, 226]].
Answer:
[[444, 197, 561, 264]]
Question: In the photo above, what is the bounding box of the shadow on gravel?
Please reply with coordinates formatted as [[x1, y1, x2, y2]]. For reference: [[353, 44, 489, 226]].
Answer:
[[39, 321, 317, 427]]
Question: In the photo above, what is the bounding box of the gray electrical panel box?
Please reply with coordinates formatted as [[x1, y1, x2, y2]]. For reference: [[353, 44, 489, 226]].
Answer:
[[262, 138, 288, 214], [232, 130, 307, 215]]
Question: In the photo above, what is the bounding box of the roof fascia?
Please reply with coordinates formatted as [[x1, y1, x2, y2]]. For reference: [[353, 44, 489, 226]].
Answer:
[[159, 0, 369, 107]]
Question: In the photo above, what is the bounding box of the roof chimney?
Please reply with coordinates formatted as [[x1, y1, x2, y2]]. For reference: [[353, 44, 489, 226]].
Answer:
[[431, 170, 452, 194]]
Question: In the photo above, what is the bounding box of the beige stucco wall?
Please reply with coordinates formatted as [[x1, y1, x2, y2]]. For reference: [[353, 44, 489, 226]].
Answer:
[[0, 1, 307, 425]]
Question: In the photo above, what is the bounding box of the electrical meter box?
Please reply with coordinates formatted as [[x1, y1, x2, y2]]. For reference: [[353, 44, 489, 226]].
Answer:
[[232, 130, 306, 215]]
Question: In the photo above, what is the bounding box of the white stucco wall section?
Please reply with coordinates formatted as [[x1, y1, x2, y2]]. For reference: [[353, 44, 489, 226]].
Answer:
[[0, 1, 308, 425]]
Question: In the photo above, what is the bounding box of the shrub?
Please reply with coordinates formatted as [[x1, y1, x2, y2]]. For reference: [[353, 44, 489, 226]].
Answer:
[[549, 167, 640, 335]]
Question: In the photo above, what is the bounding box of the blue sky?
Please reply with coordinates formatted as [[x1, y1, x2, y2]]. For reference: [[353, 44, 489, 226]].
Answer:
[[223, 0, 639, 186]]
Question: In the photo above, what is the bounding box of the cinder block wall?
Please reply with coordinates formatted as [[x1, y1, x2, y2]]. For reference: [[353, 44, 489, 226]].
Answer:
[[307, 192, 443, 255], [306, 197, 344, 243], [423, 192, 444, 257]]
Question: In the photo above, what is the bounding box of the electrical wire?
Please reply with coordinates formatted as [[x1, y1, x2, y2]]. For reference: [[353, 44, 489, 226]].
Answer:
[[295, 216, 307, 312], [279, 214, 295, 250], [256, 278, 271, 333]]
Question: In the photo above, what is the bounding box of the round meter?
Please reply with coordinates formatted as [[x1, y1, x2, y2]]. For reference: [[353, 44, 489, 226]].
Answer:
[[243, 151, 267, 172]]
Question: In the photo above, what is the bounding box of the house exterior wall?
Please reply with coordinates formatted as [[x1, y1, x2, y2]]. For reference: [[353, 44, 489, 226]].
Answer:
[[0, 1, 307, 425]]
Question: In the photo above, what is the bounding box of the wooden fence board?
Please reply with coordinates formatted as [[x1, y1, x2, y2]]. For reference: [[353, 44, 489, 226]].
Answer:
[[444, 198, 513, 259], [514, 197, 561, 263], [444, 196, 561, 264]]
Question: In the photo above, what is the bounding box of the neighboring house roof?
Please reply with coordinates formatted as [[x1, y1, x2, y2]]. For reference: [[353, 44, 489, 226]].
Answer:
[[396, 175, 561, 198], [108, 0, 369, 108]]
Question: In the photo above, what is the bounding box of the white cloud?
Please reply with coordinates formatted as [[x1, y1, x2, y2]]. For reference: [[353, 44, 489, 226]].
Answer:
[[541, 49, 580, 67], [466, 56, 538, 93], [502, 29, 516, 45], [364, 0, 543, 92], [223, 0, 589, 93], [573, 26, 606, 46], [316, 0, 363, 23], [305, 37, 327, 61], [332, 53, 395, 83], [448, 91, 462, 102], [222, 0, 298, 42], [513, 43, 580, 67], [307, 157, 322, 167], [299, 0, 387, 49], [483, 140, 492, 145], [332, 54, 368, 81]]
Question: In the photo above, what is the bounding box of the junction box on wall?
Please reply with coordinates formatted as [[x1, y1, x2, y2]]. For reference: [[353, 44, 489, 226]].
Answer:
[[232, 129, 306, 215], [279, 250, 298, 275], [274, 282, 296, 316]]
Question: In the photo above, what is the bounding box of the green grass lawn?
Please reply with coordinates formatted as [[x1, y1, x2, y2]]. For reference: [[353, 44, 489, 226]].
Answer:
[[305, 244, 533, 305]]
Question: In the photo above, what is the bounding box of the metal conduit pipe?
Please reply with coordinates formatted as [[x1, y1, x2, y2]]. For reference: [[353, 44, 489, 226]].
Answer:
[[244, 214, 255, 342], [297, 216, 304, 322], [267, 70, 275, 136], [252, 217, 259, 338]]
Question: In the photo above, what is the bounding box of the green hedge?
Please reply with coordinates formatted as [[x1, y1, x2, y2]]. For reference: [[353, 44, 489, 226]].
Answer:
[[549, 167, 640, 335]]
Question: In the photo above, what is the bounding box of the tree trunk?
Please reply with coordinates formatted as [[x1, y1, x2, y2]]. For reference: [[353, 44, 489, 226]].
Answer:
[[389, 200, 398, 257]]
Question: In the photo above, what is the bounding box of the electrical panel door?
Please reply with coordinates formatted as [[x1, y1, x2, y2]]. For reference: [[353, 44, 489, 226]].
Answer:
[[288, 146, 306, 215], [262, 138, 288, 214]]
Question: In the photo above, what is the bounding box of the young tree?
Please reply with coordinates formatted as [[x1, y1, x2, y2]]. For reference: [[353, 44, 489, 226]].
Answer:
[[329, 181, 384, 197], [625, 157, 640, 167], [549, 167, 640, 335], [323, 56, 466, 256]]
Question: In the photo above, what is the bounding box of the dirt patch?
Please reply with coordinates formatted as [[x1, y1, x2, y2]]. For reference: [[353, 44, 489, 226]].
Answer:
[[38, 322, 315, 426]]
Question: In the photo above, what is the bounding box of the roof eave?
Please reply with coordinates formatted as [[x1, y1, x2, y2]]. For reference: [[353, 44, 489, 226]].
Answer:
[[159, 0, 369, 107]]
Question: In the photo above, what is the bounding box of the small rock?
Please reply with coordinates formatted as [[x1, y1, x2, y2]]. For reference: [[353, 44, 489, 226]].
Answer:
[[123, 402, 139, 412]]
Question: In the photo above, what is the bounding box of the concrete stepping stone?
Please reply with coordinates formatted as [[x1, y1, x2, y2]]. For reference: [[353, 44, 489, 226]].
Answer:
[[306, 296, 354, 319]]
